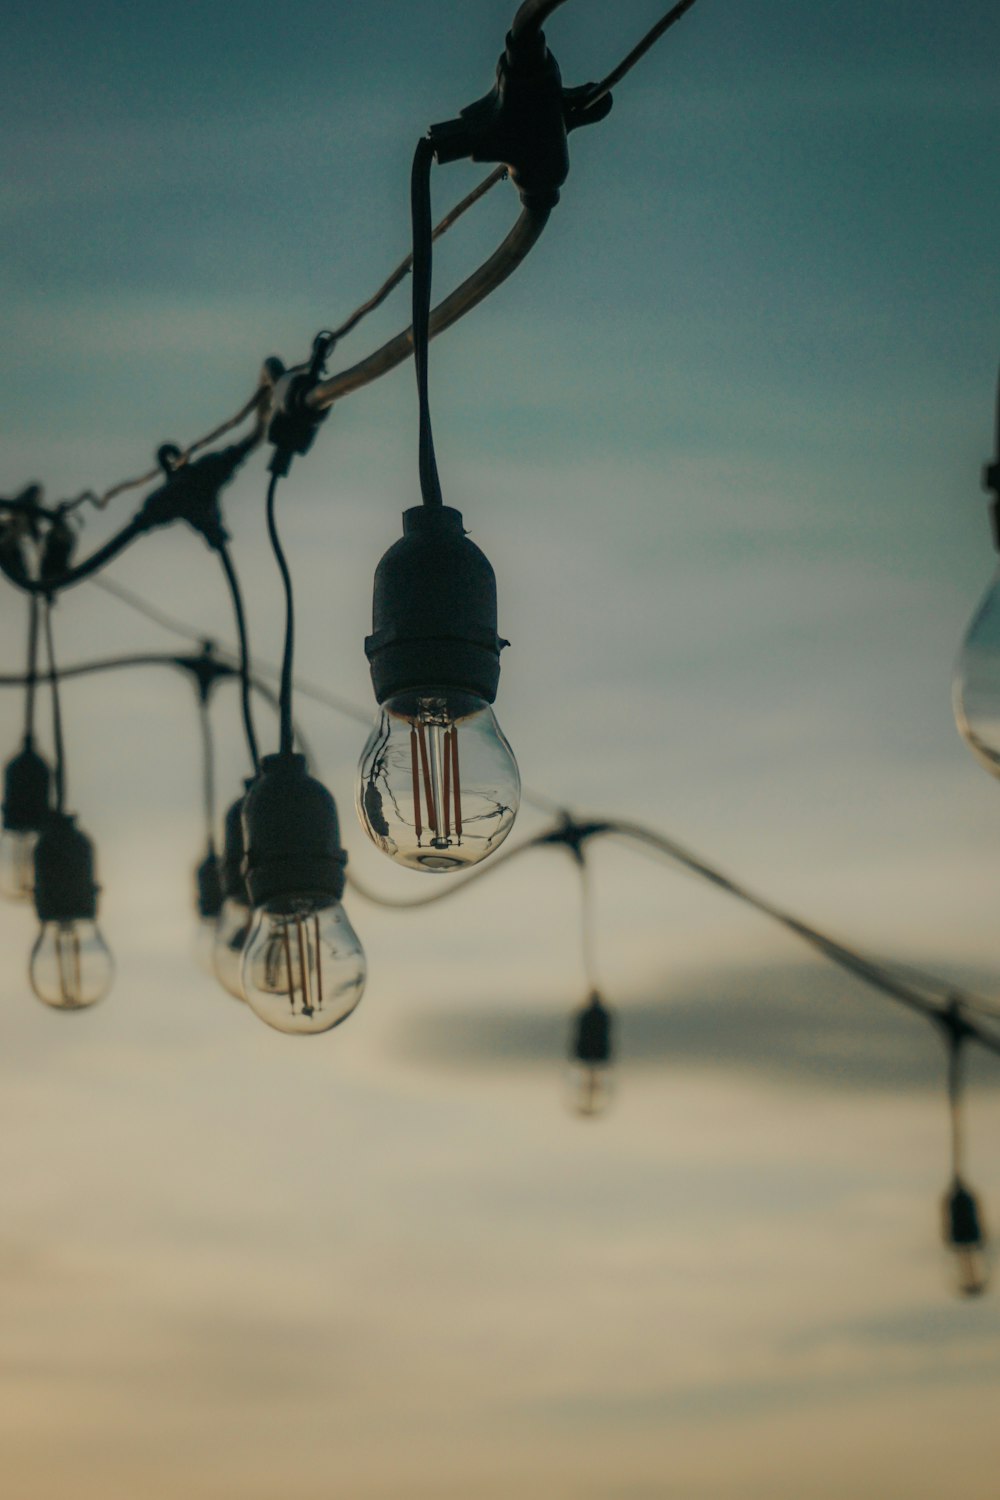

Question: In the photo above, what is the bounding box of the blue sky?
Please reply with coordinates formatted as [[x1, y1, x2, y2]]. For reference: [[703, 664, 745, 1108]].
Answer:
[[3, 2, 1000, 1496]]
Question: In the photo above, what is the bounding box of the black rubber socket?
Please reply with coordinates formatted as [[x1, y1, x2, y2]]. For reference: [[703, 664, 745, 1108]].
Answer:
[[242, 754, 347, 909], [365, 506, 507, 707]]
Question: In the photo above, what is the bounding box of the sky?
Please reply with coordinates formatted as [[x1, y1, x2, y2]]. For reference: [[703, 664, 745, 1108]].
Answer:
[[3, 1, 1000, 1495]]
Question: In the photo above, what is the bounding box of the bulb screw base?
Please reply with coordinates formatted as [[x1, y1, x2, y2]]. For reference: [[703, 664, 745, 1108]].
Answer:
[[365, 506, 508, 706], [2, 738, 51, 832], [33, 813, 99, 923], [242, 754, 347, 908]]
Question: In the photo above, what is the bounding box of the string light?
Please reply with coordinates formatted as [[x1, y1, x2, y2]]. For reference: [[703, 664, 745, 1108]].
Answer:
[[1, 0, 997, 1292]]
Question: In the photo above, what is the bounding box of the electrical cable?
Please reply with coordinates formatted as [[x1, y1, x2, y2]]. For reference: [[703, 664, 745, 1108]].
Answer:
[[216, 543, 261, 776], [325, 166, 508, 349], [197, 694, 217, 853], [24, 595, 39, 740], [411, 136, 444, 509], [264, 472, 296, 755], [309, 204, 551, 410], [586, 0, 702, 106], [41, 601, 66, 814], [62, 570, 1000, 1033]]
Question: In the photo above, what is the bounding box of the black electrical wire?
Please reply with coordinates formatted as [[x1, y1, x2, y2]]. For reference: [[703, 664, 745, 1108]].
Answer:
[[69, 568, 1000, 1035], [197, 694, 217, 853], [264, 472, 296, 756], [411, 136, 444, 509], [41, 600, 66, 814], [216, 543, 261, 776], [24, 595, 39, 740], [587, 0, 701, 105]]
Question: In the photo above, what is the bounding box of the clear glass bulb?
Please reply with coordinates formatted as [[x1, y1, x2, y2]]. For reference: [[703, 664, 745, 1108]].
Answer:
[[954, 566, 1000, 775], [357, 690, 520, 872], [0, 828, 38, 901], [241, 895, 365, 1035], [29, 919, 114, 1010], [566, 1061, 614, 1118], [212, 895, 251, 1001]]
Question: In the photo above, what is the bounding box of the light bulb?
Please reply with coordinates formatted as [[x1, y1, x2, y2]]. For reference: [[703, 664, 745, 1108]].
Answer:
[[953, 566, 1000, 776], [29, 919, 113, 1010], [0, 828, 39, 901], [213, 894, 252, 999], [241, 894, 365, 1035], [1, 737, 51, 900], [357, 690, 520, 872], [240, 753, 365, 1035], [567, 991, 614, 1117], [942, 1177, 989, 1298]]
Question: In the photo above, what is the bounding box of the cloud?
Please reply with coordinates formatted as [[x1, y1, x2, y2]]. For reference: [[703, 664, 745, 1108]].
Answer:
[[390, 960, 1000, 1093]]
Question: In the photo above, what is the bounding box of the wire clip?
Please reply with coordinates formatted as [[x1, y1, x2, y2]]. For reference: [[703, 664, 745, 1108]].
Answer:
[[428, 27, 613, 210]]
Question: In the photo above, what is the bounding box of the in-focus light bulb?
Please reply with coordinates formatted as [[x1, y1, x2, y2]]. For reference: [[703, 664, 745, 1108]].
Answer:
[[241, 894, 365, 1035], [357, 690, 519, 872], [240, 753, 365, 1036], [30, 919, 113, 1010], [953, 566, 1000, 776]]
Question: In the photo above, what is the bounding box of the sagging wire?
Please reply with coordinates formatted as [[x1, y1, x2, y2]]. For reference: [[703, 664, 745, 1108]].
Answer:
[[95, 382, 270, 510], [586, 0, 702, 107], [940, 1003, 989, 1296], [69, 570, 1000, 1040]]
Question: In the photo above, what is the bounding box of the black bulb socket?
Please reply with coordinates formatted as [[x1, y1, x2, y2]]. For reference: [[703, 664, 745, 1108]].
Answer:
[[195, 847, 223, 920], [2, 738, 51, 832], [946, 1179, 984, 1248], [571, 991, 613, 1065], [242, 754, 347, 910], [365, 506, 508, 710], [219, 780, 254, 902], [33, 813, 99, 923]]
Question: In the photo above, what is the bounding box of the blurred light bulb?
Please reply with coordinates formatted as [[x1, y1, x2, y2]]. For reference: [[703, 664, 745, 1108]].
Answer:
[[942, 1177, 989, 1298], [1, 737, 51, 901], [567, 991, 614, 1118], [953, 566, 1000, 776], [241, 895, 365, 1035], [0, 828, 39, 901], [357, 690, 519, 872], [29, 919, 113, 1010], [213, 895, 252, 1000]]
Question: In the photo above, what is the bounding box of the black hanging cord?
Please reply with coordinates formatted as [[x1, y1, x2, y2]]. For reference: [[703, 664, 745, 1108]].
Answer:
[[946, 1006, 967, 1182], [411, 136, 444, 509], [216, 543, 261, 776], [41, 600, 66, 813], [24, 595, 39, 741], [197, 694, 217, 853], [264, 472, 296, 757]]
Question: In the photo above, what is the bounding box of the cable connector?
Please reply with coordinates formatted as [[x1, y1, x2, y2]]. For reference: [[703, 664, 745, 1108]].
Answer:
[[135, 438, 254, 550], [173, 641, 238, 704], [266, 337, 334, 476], [428, 27, 613, 210], [538, 814, 612, 863]]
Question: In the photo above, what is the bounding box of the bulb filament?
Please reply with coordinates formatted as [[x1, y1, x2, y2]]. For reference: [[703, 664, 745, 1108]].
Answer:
[[265, 912, 323, 1019], [410, 722, 462, 850], [56, 923, 83, 1005]]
